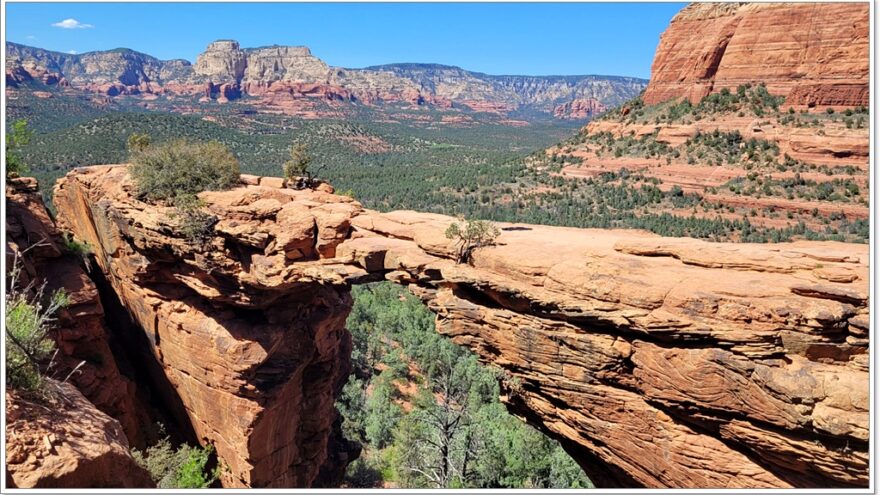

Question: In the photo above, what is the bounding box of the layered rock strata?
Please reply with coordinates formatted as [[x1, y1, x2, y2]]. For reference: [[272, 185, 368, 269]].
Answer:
[[53, 167, 360, 487], [5, 40, 645, 115], [643, 3, 869, 106], [55, 165, 869, 488]]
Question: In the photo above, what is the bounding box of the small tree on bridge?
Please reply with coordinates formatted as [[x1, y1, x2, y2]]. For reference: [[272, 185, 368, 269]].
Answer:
[[445, 217, 500, 264]]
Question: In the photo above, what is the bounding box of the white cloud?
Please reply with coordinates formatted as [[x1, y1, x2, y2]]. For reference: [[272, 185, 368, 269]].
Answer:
[[67, 50, 78, 54], [51, 18, 93, 29], [26, 35, 37, 40]]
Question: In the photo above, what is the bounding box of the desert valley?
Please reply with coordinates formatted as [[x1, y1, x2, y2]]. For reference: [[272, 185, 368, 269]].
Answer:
[[3, 2, 871, 490]]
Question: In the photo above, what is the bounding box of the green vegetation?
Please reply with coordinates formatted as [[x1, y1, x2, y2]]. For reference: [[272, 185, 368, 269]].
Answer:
[[338, 283, 592, 488], [5, 256, 69, 393], [723, 174, 865, 204], [583, 130, 672, 160], [283, 143, 311, 179], [600, 83, 786, 125], [6, 119, 32, 178], [132, 432, 221, 489], [168, 194, 217, 243], [128, 138, 239, 242], [684, 130, 779, 168], [445, 218, 501, 263], [127, 133, 152, 153], [17, 106, 575, 207], [13, 87, 868, 243], [129, 138, 240, 203]]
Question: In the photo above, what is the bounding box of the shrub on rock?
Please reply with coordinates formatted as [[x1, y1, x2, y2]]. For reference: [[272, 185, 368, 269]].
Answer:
[[129, 139, 240, 203], [445, 218, 501, 264]]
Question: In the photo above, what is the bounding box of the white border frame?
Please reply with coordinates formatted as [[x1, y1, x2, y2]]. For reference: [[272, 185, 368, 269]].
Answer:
[[0, 0, 875, 493]]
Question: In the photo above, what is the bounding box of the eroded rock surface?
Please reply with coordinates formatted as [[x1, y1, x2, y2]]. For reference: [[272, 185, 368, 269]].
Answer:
[[53, 166, 360, 488], [55, 165, 868, 488], [5, 380, 153, 488], [643, 3, 869, 107], [5, 41, 645, 116]]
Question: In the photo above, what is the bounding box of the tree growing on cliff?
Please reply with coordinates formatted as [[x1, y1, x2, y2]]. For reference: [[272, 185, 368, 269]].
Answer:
[[6, 120, 32, 179], [132, 433, 222, 488], [283, 143, 326, 188], [445, 218, 501, 264], [129, 139, 239, 242], [284, 143, 311, 178]]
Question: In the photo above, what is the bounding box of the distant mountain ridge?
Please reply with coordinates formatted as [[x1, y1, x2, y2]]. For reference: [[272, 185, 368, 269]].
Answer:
[[6, 40, 646, 118]]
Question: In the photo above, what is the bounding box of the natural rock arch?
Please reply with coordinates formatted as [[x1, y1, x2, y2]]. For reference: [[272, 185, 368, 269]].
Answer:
[[53, 166, 869, 488]]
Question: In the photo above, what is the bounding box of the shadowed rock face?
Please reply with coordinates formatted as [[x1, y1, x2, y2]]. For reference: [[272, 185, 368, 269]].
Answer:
[[53, 167, 360, 488], [54, 166, 868, 488], [643, 3, 869, 107], [5, 177, 145, 446]]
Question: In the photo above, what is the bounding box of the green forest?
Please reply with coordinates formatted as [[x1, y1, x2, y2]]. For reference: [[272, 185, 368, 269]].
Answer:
[[338, 283, 592, 489], [6, 79, 869, 489]]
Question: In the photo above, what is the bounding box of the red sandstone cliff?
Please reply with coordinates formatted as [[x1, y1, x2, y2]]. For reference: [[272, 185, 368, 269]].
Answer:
[[553, 98, 607, 119], [643, 3, 869, 106], [54, 165, 869, 488], [5, 178, 145, 444], [53, 168, 360, 488]]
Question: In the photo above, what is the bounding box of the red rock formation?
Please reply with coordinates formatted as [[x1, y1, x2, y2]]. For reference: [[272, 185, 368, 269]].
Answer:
[[55, 165, 869, 488], [344, 212, 869, 489], [6, 380, 153, 488], [457, 99, 516, 114], [643, 3, 869, 106], [53, 167, 361, 488], [553, 98, 607, 119], [5, 177, 145, 445], [4, 59, 63, 89], [586, 116, 869, 166]]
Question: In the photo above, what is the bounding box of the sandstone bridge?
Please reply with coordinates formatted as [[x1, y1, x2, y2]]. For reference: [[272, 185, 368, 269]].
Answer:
[[50, 166, 868, 488]]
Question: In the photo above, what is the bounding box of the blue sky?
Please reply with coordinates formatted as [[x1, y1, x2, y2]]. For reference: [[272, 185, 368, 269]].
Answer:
[[5, 2, 686, 78]]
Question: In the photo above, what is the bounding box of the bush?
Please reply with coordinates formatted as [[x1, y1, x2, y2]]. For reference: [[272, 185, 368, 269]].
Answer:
[[129, 139, 240, 203], [6, 120, 32, 178], [62, 234, 91, 256], [445, 218, 501, 264], [169, 194, 216, 243], [283, 143, 312, 179], [129, 140, 238, 243], [127, 133, 152, 154], [283, 143, 327, 188], [5, 256, 69, 393], [132, 435, 221, 489]]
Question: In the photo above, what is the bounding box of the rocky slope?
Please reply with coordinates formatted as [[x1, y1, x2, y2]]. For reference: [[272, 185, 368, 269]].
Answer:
[[6, 380, 152, 488], [364, 63, 643, 112], [642, 3, 869, 106], [551, 2, 868, 241], [55, 165, 869, 488], [5, 40, 645, 116]]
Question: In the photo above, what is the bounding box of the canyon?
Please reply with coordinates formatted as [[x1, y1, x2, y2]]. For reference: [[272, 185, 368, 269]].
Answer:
[[4, 1, 871, 490], [5, 41, 644, 118], [21, 164, 863, 488]]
